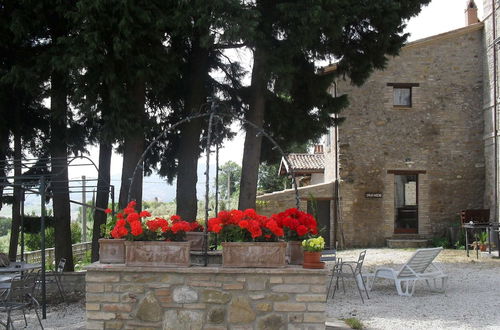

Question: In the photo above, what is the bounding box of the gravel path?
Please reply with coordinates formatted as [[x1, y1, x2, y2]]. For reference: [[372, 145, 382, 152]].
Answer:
[[326, 248, 500, 330]]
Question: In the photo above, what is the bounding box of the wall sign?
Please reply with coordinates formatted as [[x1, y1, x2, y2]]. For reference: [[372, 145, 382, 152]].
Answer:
[[365, 192, 383, 198]]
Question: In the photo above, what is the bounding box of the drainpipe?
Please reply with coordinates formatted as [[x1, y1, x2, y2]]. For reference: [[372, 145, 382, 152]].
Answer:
[[332, 81, 344, 249], [492, 0, 498, 226]]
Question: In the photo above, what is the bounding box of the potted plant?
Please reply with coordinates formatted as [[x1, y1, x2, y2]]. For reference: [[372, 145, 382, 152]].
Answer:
[[109, 201, 192, 267], [302, 236, 325, 269], [98, 208, 126, 264], [271, 208, 318, 265], [208, 209, 286, 267], [478, 231, 489, 252]]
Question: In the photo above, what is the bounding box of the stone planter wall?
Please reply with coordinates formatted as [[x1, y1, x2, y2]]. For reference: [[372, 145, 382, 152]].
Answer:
[[85, 263, 327, 329]]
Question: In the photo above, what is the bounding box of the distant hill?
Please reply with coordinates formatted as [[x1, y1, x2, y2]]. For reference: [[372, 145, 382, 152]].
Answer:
[[0, 162, 217, 219]]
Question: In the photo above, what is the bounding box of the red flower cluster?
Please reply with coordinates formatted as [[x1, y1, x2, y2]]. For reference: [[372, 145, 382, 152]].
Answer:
[[110, 201, 145, 239], [271, 208, 318, 240], [110, 201, 195, 241], [208, 209, 285, 240]]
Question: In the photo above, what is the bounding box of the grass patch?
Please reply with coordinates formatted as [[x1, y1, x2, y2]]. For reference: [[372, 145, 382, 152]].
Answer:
[[343, 317, 363, 329]]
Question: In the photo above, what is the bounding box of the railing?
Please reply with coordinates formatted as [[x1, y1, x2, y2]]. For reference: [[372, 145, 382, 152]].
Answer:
[[17, 242, 92, 265]]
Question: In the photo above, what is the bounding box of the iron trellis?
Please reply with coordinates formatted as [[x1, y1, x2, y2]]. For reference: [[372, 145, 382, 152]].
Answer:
[[127, 101, 301, 266], [0, 155, 115, 318]]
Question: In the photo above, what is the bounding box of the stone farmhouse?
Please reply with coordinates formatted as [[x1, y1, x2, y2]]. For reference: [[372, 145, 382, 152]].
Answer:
[[257, 0, 500, 249]]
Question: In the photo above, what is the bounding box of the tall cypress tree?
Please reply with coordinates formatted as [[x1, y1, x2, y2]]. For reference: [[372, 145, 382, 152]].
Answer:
[[239, 0, 431, 209], [72, 0, 178, 258], [1, 0, 50, 260]]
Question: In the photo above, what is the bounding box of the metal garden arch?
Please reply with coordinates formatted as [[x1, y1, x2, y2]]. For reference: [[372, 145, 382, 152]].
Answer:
[[127, 102, 301, 266]]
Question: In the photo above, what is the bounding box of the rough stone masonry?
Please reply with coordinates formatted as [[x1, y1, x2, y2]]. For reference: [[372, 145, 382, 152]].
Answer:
[[85, 263, 328, 329]]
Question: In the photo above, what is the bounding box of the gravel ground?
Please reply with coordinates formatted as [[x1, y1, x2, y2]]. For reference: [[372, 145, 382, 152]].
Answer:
[[326, 248, 500, 330], [8, 299, 85, 329]]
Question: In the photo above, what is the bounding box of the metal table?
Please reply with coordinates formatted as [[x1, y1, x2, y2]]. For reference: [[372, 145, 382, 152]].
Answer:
[[0, 262, 41, 274], [463, 223, 500, 258]]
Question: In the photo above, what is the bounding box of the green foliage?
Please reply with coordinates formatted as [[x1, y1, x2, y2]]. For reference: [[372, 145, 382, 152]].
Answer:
[[25, 221, 82, 251], [143, 201, 177, 219], [0, 234, 10, 253], [477, 231, 489, 244], [218, 161, 241, 200], [431, 237, 451, 249], [74, 250, 92, 271], [0, 217, 11, 236], [258, 163, 289, 194], [344, 317, 364, 330]]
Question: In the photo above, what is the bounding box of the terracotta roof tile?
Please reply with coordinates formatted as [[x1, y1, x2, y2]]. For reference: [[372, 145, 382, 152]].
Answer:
[[280, 153, 325, 175]]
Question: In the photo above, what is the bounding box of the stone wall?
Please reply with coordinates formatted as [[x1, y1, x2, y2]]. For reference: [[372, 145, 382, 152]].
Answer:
[[326, 24, 485, 247], [482, 0, 500, 223], [85, 264, 327, 329], [40, 272, 86, 302], [257, 181, 335, 217]]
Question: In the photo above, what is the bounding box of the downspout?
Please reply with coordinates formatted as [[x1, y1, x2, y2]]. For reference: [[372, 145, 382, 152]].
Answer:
[[332, 81, 344, 249], [492, 0, 498, 225]]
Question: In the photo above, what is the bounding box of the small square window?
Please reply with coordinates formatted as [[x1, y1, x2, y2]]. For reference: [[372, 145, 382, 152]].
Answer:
[[387, 83, 419, 108], [394, 87, 411, 107]]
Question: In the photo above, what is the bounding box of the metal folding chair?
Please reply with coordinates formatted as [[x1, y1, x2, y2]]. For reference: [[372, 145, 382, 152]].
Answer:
[[330, 250, 370, 303], [0, 270, 44, 329]]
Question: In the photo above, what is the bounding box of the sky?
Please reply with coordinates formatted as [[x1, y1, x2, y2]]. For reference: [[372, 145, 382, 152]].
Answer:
[[69, 0, 483, 183]]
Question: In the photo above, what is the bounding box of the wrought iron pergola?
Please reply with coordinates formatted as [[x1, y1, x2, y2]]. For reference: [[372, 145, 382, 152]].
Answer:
[[0, 155, 115, 318]]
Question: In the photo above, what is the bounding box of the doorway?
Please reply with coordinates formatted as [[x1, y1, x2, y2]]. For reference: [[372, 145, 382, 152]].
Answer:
[[394, 174, 418, 234], [307, 200, 331, 248]]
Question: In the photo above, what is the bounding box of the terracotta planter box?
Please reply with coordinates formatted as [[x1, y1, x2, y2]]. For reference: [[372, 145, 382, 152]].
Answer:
[[222, 242, 287, 268], [124, 241, 191, 267], [99, 238, 125, 264], [286, 241, 304, 265], [186, 232, 205, 251]]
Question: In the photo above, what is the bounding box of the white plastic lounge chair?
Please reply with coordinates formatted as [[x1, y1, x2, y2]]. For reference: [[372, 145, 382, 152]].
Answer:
[[365, 247, 447, 297]]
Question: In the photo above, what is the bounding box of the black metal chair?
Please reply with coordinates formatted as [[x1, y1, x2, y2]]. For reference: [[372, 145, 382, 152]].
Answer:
[[320, 250, 338, 298], [37, 258, 66, 302], [0, 270, 44, 329], [47, 258, 66, 302], [330, 250, 370, 303]]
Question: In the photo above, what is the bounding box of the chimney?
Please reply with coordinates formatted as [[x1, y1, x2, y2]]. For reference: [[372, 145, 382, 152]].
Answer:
[[314, 145, 324, 154], [465, 0, 479, 26]]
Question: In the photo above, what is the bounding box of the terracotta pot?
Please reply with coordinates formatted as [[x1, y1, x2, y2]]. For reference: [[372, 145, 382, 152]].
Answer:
[[480, 244, 487, 252], [124, 241, 191, 267], [286, 241, 304, 265], [303, 251, 325, 269], [98, 238, 125, 264], [222, 242, 287, 268], [186, 232, 205, 251]]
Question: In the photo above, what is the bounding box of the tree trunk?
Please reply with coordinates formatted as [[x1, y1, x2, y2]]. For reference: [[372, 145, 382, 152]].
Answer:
[[175, 35, 209, 221], [238, 47, 268, 210], [50, 71, 74, 271], [118, 79, 145, 210], [0, 108, 10, 210], [8, 132, 21, 261], [91, 141, 112, 262]]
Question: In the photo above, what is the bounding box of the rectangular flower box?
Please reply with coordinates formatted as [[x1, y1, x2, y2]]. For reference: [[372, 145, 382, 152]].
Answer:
[[186, 232, 205, 251], [99, 238, 125, 264], [222, 242, 287, 268], [124, 241, 191, 267]]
